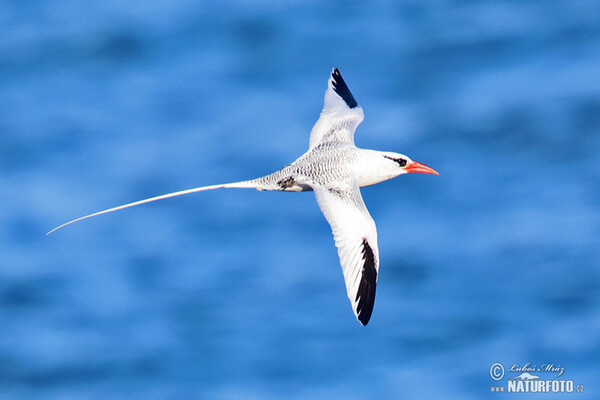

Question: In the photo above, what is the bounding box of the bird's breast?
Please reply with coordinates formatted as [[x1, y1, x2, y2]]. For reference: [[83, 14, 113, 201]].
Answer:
[[356, 174, 393, 188]]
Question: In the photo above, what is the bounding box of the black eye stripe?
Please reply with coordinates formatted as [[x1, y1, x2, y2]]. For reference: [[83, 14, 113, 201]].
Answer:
[[384, 156, 407, 167]]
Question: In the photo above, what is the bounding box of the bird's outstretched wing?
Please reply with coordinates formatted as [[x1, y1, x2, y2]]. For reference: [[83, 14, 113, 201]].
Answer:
[[308, 68, 365, 149], [312, 181, 379, 325]]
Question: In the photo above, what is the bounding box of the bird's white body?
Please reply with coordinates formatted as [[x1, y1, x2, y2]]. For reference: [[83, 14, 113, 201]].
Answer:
[[49, 69, 437, 326]]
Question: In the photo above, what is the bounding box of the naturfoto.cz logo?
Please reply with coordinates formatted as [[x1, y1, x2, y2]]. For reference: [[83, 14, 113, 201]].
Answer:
[[489, 362, 584, 393]]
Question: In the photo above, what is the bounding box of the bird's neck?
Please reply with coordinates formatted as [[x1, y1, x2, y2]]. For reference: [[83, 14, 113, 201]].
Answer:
[[355, 149, 401, 188]]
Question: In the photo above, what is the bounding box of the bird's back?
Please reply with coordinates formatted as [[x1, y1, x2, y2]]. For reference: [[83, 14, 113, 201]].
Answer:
[[251, 141, 360, 191]]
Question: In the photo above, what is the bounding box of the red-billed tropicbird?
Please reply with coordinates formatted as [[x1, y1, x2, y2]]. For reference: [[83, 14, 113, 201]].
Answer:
[[48, 68, 438, 325]]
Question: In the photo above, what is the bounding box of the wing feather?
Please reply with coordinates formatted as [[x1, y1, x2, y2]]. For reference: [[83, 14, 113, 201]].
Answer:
[[308, 68, 364, 149], [312, 182, 379, 325]]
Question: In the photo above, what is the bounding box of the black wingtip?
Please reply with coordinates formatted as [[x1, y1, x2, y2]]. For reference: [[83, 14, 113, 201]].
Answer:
[[331, 68, 359, 109], [356, 238, 377, 325]]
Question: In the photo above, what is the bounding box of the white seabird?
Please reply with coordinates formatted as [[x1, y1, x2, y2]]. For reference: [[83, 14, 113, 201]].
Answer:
[[49, 68, 438, 325]]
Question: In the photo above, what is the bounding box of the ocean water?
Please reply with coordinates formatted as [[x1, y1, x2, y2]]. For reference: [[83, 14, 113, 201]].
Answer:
[[1, 1, 599, 399]]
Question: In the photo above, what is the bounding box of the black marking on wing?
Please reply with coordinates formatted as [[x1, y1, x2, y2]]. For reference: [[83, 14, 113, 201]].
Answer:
[[356, 238, 377, 325], [277, 176, 296, 189], [331, 68, 358, 109]]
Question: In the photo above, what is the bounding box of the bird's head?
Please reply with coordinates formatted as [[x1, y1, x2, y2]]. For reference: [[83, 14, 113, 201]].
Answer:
[[380, 152, 439, 176]]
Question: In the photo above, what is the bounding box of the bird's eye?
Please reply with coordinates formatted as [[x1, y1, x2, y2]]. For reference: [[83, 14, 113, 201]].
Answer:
[[384, 155, 408, 167]]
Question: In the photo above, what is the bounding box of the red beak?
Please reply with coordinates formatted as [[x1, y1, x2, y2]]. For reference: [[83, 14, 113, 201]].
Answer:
[[404, 161, 439, 175]]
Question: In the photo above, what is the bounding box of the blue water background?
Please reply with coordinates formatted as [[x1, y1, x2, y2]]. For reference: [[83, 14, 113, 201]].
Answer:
[[1, 1, 599, 398]]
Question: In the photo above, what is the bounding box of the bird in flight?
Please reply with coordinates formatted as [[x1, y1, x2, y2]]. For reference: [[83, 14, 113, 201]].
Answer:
[[49, 68, 438, 325]]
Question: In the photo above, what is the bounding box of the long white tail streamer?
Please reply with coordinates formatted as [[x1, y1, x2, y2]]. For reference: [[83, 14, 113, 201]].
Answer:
[[46, 181, 257, 235]]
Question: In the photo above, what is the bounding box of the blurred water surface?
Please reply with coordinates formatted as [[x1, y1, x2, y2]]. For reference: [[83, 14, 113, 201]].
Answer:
[[1, 1, 599, 399]]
